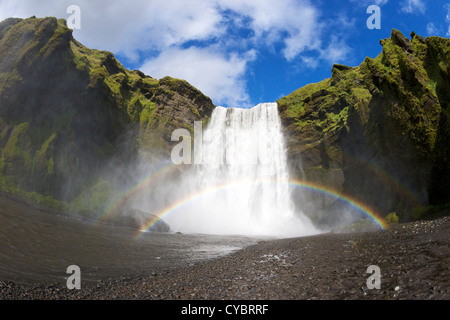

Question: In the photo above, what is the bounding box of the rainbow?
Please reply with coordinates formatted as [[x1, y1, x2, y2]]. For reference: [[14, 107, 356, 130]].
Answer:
[[94, 163, 178, 224], [135, 178, 388, 239], [289, 179, 388, 230], [341, 152, 423, 208]]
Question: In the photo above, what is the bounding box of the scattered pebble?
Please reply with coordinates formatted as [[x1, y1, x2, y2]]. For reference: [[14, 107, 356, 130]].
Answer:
[[1, 216, 448, 300]]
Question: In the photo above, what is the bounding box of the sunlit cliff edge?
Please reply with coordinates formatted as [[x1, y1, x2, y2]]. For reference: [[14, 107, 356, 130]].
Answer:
[[0, 16, 449, 224], [278, 29, 450, 222], [0, 16, 214, 218]]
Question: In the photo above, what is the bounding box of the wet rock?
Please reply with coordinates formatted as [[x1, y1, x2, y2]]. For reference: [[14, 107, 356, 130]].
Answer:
[[111, 209, 170, 232]]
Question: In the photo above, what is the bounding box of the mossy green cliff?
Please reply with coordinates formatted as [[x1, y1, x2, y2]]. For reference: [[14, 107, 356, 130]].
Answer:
[[278, 29, 450, 220], [0, 16, 214, 214], [1, 17, 448, 224]]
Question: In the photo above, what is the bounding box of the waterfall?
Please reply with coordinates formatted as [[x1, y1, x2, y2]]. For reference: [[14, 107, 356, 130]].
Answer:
[[164, 103, 319, 237]]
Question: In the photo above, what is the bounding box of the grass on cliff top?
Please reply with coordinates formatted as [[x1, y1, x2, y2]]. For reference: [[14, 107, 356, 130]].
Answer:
[[278, 65, 371, 136], [70, 37, 162, 124], [278, 29, 447, 154]]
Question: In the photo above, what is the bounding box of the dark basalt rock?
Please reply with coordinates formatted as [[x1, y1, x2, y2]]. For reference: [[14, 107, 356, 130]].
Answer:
[[278, 29, 450, 223], [0, 16, 214, 218], [110, 209, 170, 233]]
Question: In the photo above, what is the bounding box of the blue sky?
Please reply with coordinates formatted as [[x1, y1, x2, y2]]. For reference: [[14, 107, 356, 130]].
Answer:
[[0, 0, 449, 108]]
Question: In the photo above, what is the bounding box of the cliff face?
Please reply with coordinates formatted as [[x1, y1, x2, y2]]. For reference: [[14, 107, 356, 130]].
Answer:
[[0, 17, 214, 210], [1, 17, 448, 223], [278, 29, 450, 218]]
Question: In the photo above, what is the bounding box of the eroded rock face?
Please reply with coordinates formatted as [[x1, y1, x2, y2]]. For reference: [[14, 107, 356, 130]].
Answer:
[[278, 29, 450, 218], [0, 17, 214, 214]]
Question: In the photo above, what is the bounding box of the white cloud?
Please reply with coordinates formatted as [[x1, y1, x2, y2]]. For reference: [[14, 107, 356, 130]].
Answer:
[[446, 3, 450, 37], [140, 47, 256, 108], [0, 0, 322, 62], [217, 0, 322, 60], [0, 0, 351, 107], [400, 0, 426, 14], [299, 56, 320, 69], [319, 37, 351, 64], [426, 22, 439, 36], [299, 37, 351, 70], [349, 0, 388, 7], [0, 0, 225, 61], [425, 4, 450, 37]]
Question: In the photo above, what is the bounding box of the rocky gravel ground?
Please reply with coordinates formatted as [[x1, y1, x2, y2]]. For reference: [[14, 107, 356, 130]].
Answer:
[[1, 216, 449, 300]]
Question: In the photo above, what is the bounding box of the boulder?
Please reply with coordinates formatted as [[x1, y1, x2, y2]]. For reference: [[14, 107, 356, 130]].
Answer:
[[109, 208, 170, 232]]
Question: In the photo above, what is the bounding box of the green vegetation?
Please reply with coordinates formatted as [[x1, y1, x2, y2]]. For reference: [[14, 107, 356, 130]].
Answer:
[[33, 133, 57, 175], [0, 16, 214, 219], [384, 212, 399, 225], [69, 176, 118, 217], [0, 122, 32, 173], [2, 16, 448, 227], [0, 172, 65, 211], [278, 29, 450, 221]]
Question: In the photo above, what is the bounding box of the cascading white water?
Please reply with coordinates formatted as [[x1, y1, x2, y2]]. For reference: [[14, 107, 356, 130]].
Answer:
[[164, 102, 319, 237]]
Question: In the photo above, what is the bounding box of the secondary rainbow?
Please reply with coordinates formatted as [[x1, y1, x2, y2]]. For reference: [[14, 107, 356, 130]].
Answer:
[[135, 178, 388, 238], [289, 179, 388, 230], [342, 152, 423, 208], [94, 163, 178, 225]]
